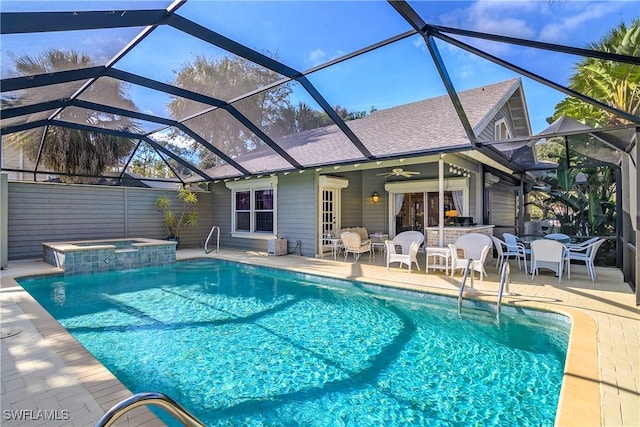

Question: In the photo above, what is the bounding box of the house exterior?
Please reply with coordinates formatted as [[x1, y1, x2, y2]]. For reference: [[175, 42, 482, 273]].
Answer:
[[207, 78, 533, 257]]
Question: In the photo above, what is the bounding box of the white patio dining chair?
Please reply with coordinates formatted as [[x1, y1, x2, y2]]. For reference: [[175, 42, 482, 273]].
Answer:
[[385, 240, 421, 273], [492, 235, 527, 274], [530, 239, 568, 283], [566, 236, 600, 251], [566, 238, 605, 282], [340, 231, 372, 263], [503, 232, 530, 267]]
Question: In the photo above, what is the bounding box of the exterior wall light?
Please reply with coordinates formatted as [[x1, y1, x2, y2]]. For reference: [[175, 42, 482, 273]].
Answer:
[[371, 192, 380, 203]]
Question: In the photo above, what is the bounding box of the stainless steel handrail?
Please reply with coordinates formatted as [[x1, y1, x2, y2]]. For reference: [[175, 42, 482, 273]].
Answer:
[[204, 225, 220, 254], [496, 262, 511, 324], [95, 392, 205, 427], [457, 258, 474, 316]]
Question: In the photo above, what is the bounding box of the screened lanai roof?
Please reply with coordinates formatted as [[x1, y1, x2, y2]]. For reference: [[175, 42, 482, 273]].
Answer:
[[1, 0, 638, 185]]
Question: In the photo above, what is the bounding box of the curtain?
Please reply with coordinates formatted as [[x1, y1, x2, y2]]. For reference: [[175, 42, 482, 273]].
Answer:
[[452, 190, 464, 216], [394, 193, 405, 216]]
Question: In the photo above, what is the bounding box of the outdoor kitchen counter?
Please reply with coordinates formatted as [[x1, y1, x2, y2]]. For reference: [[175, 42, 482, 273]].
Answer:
[[425, 225, 495, 247]]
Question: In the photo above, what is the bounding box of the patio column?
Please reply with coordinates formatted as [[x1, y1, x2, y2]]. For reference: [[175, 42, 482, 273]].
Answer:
[[439, 156, 444, 247]]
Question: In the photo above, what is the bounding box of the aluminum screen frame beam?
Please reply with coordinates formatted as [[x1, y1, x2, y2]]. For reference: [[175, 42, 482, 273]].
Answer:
[[387, 0, 480, 148], [47, 119, 213, 181], [167, 14, 374, 160], [0, 10, 170, 34], [430, 29, 640, 125]]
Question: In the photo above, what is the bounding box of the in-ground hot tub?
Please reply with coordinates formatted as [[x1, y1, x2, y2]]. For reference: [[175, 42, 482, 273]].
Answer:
[[43, 238, 177, 274]]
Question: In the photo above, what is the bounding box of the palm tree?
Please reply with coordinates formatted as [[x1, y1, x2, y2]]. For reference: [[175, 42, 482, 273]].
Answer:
[[167, 54, 292, 167], [552, 19, 639, 125], [3, 49, 139, 184]]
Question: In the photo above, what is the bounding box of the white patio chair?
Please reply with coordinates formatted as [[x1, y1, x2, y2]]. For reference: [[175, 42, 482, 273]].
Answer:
[[385, 240, 421, 273], [530, 239, 568, 283], [491, 235, 527, 275], [449, 243, 491, 281], [566, 236, 600, 251], [449, 233, 493, 280], [392, 230, 424, 254], [566, 238, 605, 282], [503, 232, 530, 266], [340, 231, 371, 263]]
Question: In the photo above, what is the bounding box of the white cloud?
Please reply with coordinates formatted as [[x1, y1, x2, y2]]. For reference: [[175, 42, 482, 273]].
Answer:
[[538, 2, 618, 44], [308, 49, 326, 66]]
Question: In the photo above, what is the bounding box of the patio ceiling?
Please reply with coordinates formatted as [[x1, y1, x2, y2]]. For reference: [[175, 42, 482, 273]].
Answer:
[[1, 0, 638, 186]]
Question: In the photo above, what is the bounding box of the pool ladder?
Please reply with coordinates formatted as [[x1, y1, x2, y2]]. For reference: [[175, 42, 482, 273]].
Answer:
[[457, 259, 511, 324], [95, 392, 204, 427], [204, 225, 220, 254]]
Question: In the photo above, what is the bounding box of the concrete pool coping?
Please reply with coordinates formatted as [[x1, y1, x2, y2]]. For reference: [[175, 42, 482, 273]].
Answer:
[[1, 248, 638, 426]]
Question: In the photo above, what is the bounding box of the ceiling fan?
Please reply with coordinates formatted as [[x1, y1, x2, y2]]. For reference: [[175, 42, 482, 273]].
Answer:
[[376, 168, 420, 178]]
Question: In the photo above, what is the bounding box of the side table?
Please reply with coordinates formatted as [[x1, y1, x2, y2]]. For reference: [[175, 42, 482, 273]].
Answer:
[[425, 247, 451, 275], [322, 238, 342, 260]]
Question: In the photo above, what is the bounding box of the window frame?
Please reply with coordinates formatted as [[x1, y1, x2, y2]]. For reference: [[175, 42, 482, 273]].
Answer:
[[494, 118, 512, 140], [226, 176, 278, 239]]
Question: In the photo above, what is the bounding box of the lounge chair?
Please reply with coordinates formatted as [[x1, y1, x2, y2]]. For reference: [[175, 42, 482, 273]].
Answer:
[[340, 231, 372, 263]]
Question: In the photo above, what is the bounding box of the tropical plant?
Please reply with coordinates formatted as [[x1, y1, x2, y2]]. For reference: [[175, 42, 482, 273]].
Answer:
[[552, 19, 640, 125], [532, 20, 639, 264], [3, 49, 140, 183], [155, 188, 199, 240]]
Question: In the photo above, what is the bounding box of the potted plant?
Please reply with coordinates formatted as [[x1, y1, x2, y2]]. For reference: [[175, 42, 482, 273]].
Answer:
[[155, 188, 199, 246]]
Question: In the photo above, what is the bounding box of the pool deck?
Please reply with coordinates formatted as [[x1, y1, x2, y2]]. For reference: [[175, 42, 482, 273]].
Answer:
[[1, 248, 638, 426]]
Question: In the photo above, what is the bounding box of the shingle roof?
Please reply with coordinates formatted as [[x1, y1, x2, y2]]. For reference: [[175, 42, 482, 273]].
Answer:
[[203, 78, 522, 178]]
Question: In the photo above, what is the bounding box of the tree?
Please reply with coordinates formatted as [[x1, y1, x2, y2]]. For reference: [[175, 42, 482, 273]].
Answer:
[[3, 50, 140, 184], [166, 55, 376, 170], [167, 55, 292, 168]]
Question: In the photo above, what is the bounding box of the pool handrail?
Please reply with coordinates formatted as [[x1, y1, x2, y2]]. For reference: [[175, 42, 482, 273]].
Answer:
[[95, 391, 205, 427], [457, 258, 474, 316], [496, 262, 511, 324], [205, 225, 220, 254]]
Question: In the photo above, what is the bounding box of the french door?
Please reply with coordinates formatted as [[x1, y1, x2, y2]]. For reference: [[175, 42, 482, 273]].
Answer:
[[320, 188, 339, 239]]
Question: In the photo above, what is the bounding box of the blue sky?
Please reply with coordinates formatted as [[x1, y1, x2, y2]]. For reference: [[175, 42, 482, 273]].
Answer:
[[3, 0, 639, 134]]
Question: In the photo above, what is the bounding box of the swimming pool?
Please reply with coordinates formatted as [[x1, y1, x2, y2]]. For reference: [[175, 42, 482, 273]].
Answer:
[[19, 258, 569, 426]]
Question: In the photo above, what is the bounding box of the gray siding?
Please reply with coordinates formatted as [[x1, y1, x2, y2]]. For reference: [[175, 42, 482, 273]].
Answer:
[[276, 172, 317, 256], [340, 171, 364, 228], [209, 173, 317, 257], [7, 182, 212, 260], [477, 104, 515, 141]]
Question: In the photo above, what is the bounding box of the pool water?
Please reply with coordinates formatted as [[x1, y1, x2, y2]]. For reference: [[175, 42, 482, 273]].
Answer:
[[19, 258, 569, 426]]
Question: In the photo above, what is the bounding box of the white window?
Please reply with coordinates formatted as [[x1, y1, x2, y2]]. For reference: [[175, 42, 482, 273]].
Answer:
[[226, 177, 277, 239], [494, 118, 512, 140]]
